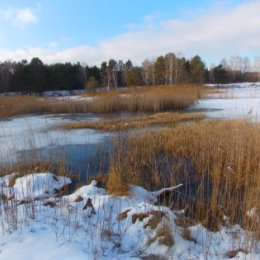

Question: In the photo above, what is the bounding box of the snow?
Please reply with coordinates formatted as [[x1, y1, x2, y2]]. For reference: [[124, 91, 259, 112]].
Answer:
[[206, 82, 260, 88], [0, 172, 259, 260], [0, 85, 259, 259], [55, 95, 94, 102], [0, 173, 19, 187], [194, 98, 259, 121], [193, 85, 260, 122], [0, 173, 71, 201], [130, 183, 183, 203]]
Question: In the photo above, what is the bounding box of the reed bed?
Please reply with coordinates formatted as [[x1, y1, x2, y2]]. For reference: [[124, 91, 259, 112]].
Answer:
[[0, 96, 89, 118], [58, 112, 204, 131], [107, 120, 260, 232], [89, 85, 203, 113], [0, 85, 204, 118]]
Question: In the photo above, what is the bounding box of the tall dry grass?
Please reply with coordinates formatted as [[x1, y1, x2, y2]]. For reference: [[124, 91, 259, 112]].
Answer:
[[0, 85, 204, 118], [89, 85, 203, 113], [58, 112, 204, 131], [0, 96, 89, 118], [107, 120, 260, 232]]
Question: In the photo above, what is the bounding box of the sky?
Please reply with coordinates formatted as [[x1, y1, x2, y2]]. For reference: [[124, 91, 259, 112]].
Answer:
[[0, 0, 259, 67]]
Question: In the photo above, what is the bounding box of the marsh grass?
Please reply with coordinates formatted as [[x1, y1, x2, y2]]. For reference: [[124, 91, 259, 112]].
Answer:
[[58, 112, 204, 131], [0, 96, 89, 118], [89, 85, 204, 113], [0, 85, 204, 118], [107, 165, 129, 196], [107, 120, 260, 233]]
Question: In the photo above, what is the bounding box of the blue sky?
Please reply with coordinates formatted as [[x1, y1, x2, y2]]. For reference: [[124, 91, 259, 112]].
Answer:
[[0, 0, 259, 66]]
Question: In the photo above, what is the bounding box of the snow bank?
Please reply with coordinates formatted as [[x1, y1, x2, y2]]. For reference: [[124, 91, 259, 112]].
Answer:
[[206, 82, 260, 88], [0, 172, 71, 201], [0, 174, 259, 260], [193, 84, 260, 121]]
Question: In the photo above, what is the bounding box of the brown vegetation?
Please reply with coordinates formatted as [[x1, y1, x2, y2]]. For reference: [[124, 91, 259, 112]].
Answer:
[[181, 228, 197, 243], [0, 95, 88, 118], [117, 209, 131, 221], [107, 165, 129, 196], [87, 85, 204, 113], [58, 112, 204, 131], [107, 120, 260, 233], [147, 224, 174, 248], [0, 85, 204, 118]]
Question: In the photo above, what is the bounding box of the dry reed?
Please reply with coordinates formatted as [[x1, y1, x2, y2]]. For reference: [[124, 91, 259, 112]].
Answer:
[[0, 85, 204, 118], [58, 112, 204, 131], [107, 120, 260, 232]]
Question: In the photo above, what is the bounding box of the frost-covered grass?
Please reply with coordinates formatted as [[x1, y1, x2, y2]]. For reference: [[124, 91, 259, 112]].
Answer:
[[0, 172, 259, 260]]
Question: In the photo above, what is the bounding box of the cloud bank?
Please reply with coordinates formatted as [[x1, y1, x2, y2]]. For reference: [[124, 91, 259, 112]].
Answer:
[[1, 7, 37, 29], [0, 1, 260, 66]]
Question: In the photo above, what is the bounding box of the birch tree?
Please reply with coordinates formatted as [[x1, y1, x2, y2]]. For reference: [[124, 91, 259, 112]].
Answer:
[[165, 52, 176, 85]]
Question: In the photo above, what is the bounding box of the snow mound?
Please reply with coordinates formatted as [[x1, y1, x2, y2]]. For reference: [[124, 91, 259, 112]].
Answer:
[[0, 172, 71, 201], [130, 183, 183, 203], [0, 176, 259, 260], [64, 180, 107, 201], [0, 172, 19, 187]]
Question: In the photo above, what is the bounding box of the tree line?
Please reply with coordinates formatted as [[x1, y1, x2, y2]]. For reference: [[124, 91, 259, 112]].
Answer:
[[0, 54, 259, 93]]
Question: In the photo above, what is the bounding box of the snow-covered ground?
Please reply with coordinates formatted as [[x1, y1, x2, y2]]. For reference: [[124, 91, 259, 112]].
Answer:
[[206, 82, 260, 88], [0, 85, 259, 259], [0, 172, 259, 260], [193, 85, 260, 121]]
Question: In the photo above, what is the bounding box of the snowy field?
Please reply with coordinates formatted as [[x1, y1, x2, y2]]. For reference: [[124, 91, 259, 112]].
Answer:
[[0, 172, 259, 260], [0, 83, 259, 259], [193, 84, 260, 122]]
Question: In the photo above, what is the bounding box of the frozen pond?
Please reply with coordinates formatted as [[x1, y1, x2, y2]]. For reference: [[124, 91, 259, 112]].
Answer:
[[1, 84, 259, 179], [0, 114, 113, 178], [192, 85, 260, 122]]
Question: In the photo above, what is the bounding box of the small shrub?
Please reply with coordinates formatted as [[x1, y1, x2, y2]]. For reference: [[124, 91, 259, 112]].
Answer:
[[107, 165, 128, 196]]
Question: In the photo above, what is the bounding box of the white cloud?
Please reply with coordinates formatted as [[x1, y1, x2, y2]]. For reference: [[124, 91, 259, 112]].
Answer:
[[1, 7, 37, 29], [0, 1, 260, 65]]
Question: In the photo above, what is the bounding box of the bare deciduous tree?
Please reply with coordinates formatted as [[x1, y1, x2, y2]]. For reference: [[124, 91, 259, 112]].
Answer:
[[254, 56, 260, 81]]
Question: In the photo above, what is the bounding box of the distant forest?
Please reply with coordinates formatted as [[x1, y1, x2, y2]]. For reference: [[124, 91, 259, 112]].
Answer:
[[0, 53, 260, 93]]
